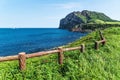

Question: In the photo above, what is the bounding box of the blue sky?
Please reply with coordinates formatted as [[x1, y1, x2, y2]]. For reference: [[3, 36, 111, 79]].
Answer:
[[0, 0, 120, 28]]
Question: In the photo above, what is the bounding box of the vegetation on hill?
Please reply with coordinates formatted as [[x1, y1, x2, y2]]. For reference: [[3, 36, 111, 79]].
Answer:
[[59, 10, 120, 31], [0, 27, 120, 79]]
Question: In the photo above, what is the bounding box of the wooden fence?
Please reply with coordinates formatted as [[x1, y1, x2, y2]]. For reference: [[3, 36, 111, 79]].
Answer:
[[94, 30, 106, 50], [0, 30, 106, 71], [0, 44, 85, 70]]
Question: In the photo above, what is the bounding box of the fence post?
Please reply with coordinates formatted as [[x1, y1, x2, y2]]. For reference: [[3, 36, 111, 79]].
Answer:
[[99, 30, 104, 40], [80, 44, 85, 52], [58, 47, 64, 65], [95, 41, 99, 50], [102, 39, 106, 45], [19, 52, 26, 70]]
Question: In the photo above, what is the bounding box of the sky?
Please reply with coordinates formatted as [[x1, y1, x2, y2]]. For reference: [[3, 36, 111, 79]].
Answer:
[[0, 0, 120, 28]]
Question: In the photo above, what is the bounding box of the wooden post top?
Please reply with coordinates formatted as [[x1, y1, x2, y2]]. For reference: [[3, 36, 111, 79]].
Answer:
[[58, 47, 63, 51], [19, 52, 26, 55]]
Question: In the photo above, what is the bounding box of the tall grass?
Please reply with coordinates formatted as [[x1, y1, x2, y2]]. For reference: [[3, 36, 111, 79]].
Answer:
[[0, 27, 120, 80]]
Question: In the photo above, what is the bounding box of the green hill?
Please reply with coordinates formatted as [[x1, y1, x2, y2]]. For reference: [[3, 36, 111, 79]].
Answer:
[[76, 10, 114, 22], [59, 10, 120, 31], [0, 27, 120, 79]]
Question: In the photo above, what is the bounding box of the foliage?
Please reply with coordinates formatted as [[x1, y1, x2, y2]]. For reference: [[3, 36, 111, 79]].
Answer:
[[80, 23, 120, 31], [0, 27, 120, 80], [84, 10, 113, 21], [75, 13, 87, 23], [88, 19, 105, 24]]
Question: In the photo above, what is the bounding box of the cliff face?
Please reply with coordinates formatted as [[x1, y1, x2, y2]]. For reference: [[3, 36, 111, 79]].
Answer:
[[59, 11, 85, 30], [59, 10, 117, 31]]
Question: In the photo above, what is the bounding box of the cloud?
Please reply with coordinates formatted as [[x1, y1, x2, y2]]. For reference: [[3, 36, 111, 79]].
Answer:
[[54, 2, 80, 9]]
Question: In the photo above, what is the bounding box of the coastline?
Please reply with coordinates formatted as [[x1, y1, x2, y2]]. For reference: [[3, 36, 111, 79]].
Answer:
[[0, 28, 86, 56]]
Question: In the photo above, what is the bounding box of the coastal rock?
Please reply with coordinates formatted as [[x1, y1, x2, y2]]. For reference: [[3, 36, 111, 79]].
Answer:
[[59, 10, 117, 32]]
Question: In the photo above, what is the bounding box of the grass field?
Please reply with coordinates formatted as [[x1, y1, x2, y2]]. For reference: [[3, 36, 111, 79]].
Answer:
[[0, 27, 120, 80], [105, 21, 120, 24]]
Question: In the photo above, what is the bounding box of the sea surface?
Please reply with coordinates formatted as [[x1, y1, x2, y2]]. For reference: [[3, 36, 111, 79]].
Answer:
[[0, 28, 86, 56]]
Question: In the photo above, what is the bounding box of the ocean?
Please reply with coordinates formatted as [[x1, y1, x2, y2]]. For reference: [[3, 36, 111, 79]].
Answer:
[[0, 28, 86, 56]]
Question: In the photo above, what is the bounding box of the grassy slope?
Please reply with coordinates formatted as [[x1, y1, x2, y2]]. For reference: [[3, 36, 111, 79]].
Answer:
[[0, 27, 120, 80], [88, 20, 120, 24], [105, 21, 120, 24]]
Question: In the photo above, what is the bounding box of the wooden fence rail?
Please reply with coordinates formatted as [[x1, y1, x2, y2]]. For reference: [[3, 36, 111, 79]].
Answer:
[[0, 44, 85, 70], [99, 30, 105, 40], [94, 30, 106, 50], [0, 31, 106, 71]]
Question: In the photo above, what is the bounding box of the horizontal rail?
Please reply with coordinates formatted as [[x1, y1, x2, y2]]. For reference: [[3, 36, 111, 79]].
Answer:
[[97, 39, 106, 43], [26, 50, 59, 58], [0, 30, 106, 71], [95, 39, 106, 50], [0, 55, 18, 62], [95, 30, 106, 50], [63, 47, 81, 51], [99, 30, 104, 40], [0, 46, 82, 62]]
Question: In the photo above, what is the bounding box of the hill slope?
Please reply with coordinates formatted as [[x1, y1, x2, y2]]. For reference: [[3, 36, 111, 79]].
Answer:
[[59, 10, 120, 31], [0, 27, 120, 79]]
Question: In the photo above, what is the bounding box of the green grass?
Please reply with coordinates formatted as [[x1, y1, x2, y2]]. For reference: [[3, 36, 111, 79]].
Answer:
[[87, 20, 120, 24], [0, 27, 120, 80], [88, 19, 105, 24], [105, 21, 120, 24]]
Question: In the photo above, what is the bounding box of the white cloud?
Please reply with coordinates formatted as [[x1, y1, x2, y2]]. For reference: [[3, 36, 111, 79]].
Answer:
[[54, 2, 80, 9]]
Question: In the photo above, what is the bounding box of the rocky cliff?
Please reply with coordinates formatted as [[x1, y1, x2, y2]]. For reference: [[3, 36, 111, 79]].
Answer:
[[59, 10, 118, 32]]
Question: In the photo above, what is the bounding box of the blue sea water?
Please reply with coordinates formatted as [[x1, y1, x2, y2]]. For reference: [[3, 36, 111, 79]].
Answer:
[[0, 28, 86, 56]]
